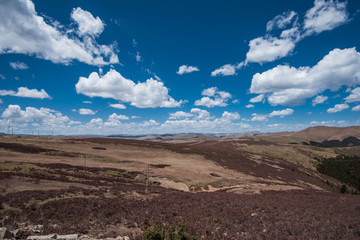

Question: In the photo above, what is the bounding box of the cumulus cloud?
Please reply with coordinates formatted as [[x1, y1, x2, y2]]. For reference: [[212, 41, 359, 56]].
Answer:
[[266, 10, 298, 32], [71, 7, 104, 37], [169, 111, 193, 119], [0, 87, 51, 99], [211, 64, 238, 77], [176, 65, 199, 75], [0, 0, 118, 66], [1, 105, 78, 130], [269, 108, 294, 118], [195, 87, 232, 108], [251, 113, 268, 122], [9, 61, 29, 70], [245, 104, 255, 108], [327, 103, 349, 113], [312, 95, 328, 106], [303, 0, 348, 36], [345, 87, 360, 103], [222, 111, 240, 120], [249, 94, 264, 103], [190, 108, 211, 120], [352, 105, 360, 112], [244, 0, 349, 65], [310, 120, 348, 126], [249, 47, 360, 106], [108, 113, 129, 120], [109, 103, 126, 109], [162, 109, 248, 133], [76, 69, 185, 108], [251, 108, 294, 121], [79, 108, 96, 115], [245, 36, 296, 64]]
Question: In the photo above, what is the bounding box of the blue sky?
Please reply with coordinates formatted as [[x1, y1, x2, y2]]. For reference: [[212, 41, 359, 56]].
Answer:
[[1, 0, 360, 135]]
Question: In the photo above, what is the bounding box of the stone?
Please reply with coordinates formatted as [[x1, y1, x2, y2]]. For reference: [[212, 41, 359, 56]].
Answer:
[[57, 234, 79, 240], [10, 229, 19, 238], [27, 234, 56, 240], [0, 227, 12, 240]]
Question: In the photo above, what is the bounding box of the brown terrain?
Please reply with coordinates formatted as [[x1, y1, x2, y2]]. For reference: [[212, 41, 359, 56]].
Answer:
[[1, 127, 360, 239]]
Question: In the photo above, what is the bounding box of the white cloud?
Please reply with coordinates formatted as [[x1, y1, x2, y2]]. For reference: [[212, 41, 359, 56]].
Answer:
[[0, 99, 3, 104], [312, 95, 328, 106], [345, 87, 360, 103], [303, 0, 348, 36], [0, 0, 118, 66], [71, 7, 104, 37], [1, 105, 78, 130], [79, 108, 96, 115], [132, 39, 138, 47], [0, 87, 51, 99], [310, 120, 348, 127], [251, 113, 268, 122], [243, 0, 349, 65], [245, 104, 255, 108], [211, 64, 237, 77], [161, 109, 249, 133], [250, 47, 360, 106], [0, 74, 5, 80], [169, 111, 193, 119], [109, 103, 126, 109], [251, 108, 294, 121], [82, 101, 92, 104], [352, 105, 360, 112], [76, 69, 185, 108], [249, 94, 264, 103], [266, 10, 298, 32], [190, 108, 211, 120], [222, 111, 240, 120], [195, 87, 232, 108], [108, 113, 129, 120], [245, 36, 296, 64], [202, 87, 217, 97], [9, 61, 29, 70], [135, 51, 142, 62], [327, 103, 349, 113], [177, 65, 199, 75], [269, 108, 294, 118]]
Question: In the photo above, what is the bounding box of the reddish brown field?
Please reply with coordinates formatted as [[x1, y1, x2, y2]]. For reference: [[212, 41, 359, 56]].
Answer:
[[1, 136, 360, 239]]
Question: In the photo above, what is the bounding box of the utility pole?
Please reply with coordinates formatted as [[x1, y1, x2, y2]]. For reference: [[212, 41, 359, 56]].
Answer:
[[145, 164, 149, 194]]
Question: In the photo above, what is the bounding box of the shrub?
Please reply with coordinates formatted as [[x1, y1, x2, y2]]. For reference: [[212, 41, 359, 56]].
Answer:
[[144, 222, 164, 240], [167, 221, 196, 240], [340, 185, 347, 194], [144, 222, 196, 240]]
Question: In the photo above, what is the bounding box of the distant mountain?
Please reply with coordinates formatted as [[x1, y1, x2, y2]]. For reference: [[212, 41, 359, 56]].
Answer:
[[256, 126, 360, 144], [289, 126, 360, 142], [107, 132, 263, 141]]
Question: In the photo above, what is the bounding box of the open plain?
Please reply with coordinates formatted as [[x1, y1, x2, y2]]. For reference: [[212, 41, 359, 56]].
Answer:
[[1, 127, 360, 239]]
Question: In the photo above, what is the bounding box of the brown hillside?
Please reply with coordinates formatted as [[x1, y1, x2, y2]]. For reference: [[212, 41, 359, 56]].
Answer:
[[257, 126, 360, 143]]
